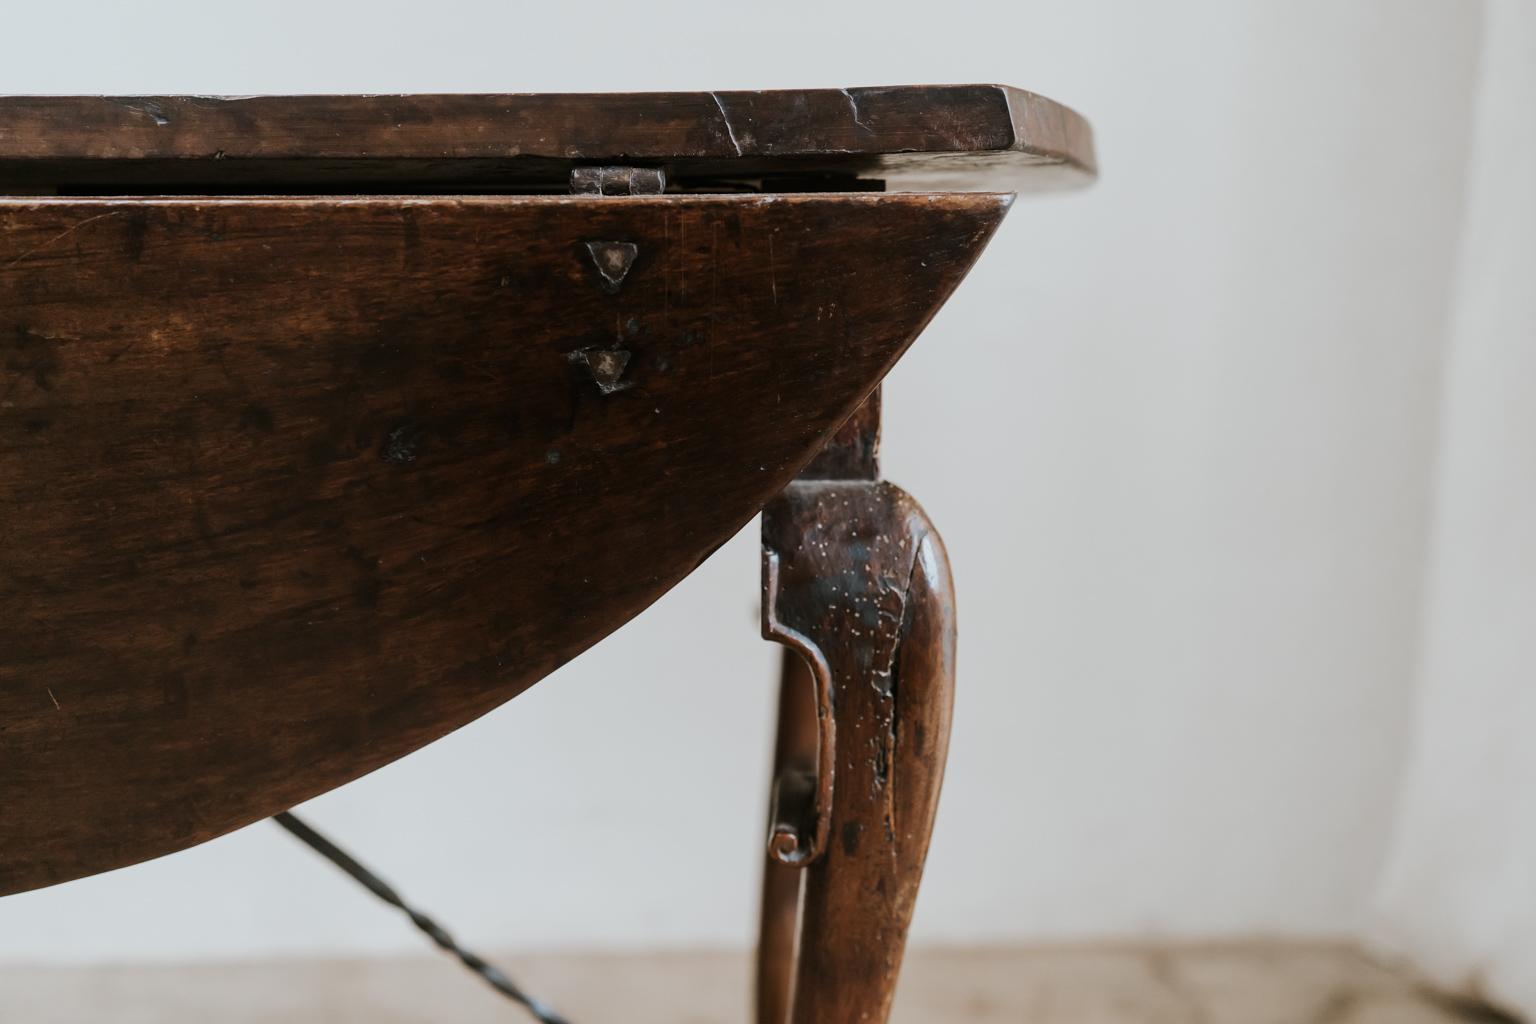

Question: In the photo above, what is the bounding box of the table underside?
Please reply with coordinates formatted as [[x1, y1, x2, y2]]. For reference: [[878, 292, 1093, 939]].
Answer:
[[0, 190, 1007, 895]]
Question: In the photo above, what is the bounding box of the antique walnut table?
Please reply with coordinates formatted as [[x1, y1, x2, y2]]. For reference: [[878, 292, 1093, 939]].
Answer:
[[0, 86, 1094, 1021]]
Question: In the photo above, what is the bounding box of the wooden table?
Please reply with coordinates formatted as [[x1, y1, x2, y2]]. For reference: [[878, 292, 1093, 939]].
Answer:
[[0, 85, 1094, 1022]]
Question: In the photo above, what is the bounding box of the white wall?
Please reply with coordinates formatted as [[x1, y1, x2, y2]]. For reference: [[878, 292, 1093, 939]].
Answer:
[[0, 0, 1484, 961], [1374, 1, 1536, 1015]]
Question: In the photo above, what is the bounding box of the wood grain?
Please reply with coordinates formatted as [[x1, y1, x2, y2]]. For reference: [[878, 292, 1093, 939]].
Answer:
[[0, 191, 1004, 896], [760, 480, 957, 1024], [757, 647, 818, 1024], [0, 86, 1094, 194]]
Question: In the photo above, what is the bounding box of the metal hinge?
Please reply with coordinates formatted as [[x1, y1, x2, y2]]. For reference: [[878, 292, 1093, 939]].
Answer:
[[569, 166, 667, 196]]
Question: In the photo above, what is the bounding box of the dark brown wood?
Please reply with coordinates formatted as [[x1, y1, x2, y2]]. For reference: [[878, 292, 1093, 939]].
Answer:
[[0, 85, 1095, 194], [759, 389, 883, 875], [799, 387, 881, 481], [757, 647, 818, 1024], [759, 479, 956, 1024], [0, 191, 1004, 897], [0, 84, 1096, 1024]]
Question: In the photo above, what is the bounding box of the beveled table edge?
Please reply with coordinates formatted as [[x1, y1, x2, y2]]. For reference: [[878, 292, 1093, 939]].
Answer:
[[0, 84, 1095, 192]]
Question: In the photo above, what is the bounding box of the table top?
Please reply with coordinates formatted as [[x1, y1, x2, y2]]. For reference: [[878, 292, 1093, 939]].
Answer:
[[0, 84, 1095, 192]]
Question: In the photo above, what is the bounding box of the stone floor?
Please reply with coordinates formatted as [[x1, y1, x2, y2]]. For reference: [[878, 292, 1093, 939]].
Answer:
[[0, 944, 1504, 1023]]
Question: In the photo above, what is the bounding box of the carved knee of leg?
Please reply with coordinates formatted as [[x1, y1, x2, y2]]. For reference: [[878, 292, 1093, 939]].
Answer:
[[759, 480, 956, 1024]]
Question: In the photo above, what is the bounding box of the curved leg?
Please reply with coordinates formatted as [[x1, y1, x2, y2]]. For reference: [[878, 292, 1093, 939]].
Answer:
[[758, 478, 956, 1024]]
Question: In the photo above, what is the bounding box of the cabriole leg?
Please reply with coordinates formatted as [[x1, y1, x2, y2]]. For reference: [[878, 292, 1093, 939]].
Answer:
[[757, 468, 956, 1024]]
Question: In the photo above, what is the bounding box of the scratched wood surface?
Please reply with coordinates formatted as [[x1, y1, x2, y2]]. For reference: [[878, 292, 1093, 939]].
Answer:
[[759, 480, 957, 1024], [0, 191, 1008, 897], [0, 85, 1094, 193]]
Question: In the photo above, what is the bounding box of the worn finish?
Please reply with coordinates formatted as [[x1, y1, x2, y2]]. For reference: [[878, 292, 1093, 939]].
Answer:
[[800, 388, 881, 481], [569, 167, 668, 197], [0, 191, 1004, 897], [758, 647, 820, 1024], [759, 479, 957, 1024], [758, 391, 892, 1024], [0, 86, 1094, 194], [0, 82, 1098, 1023]]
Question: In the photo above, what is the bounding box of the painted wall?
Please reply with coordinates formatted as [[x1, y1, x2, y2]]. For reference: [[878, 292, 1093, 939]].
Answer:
[[1374, 1, 1536, 1015], [0, 0, 1483, 961]]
